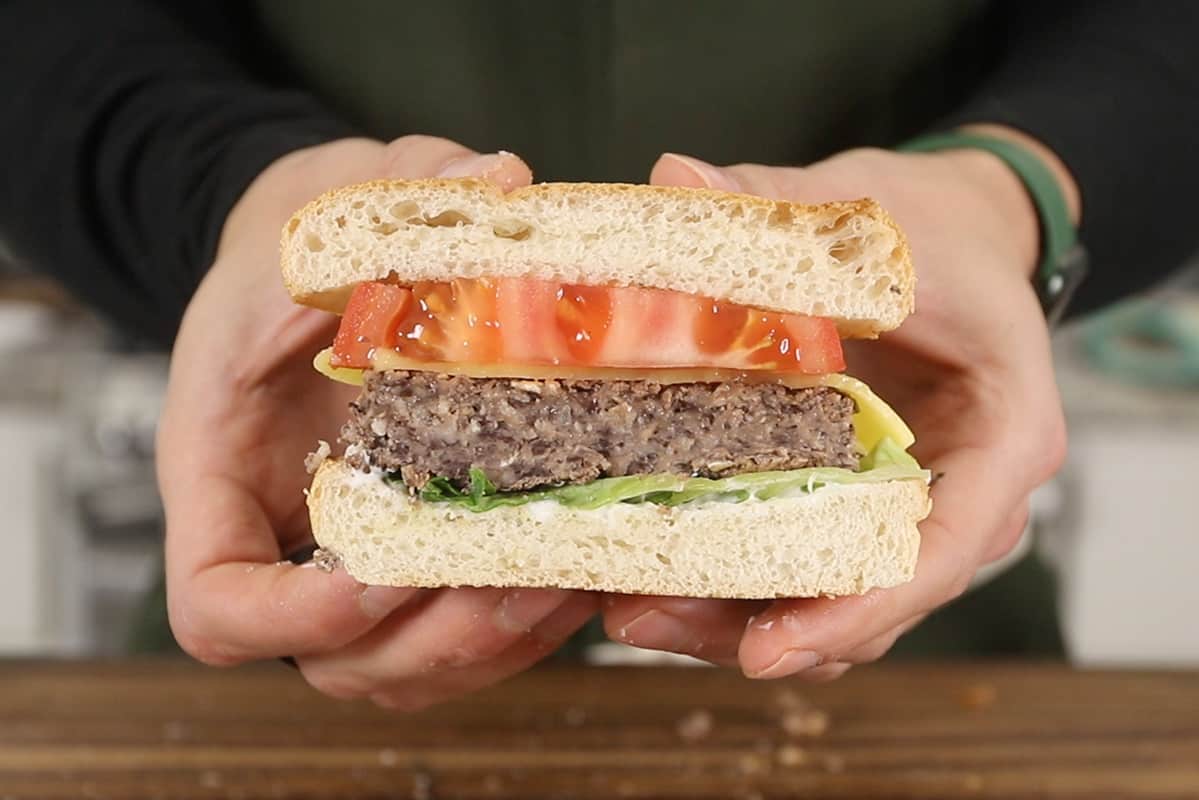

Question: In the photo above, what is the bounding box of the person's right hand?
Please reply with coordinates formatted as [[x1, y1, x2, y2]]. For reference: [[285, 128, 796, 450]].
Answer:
[[158, 135, 598, 711]]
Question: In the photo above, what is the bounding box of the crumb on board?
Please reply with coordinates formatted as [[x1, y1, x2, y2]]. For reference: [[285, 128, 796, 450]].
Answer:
[[781, 708, 830, 738], [774, 688, 810, 711], [775, 744, 809, 768], [676, 709, 715, 742], [963, 773, 985, 791], [563, 706, 588, 727], [412, 770, 434, 800], [958, 683, 999, 710], [161, 720, 188, 741], [377, 748, 399, 767], [737, 752, 769, 776], [820, 752, 846, 773]]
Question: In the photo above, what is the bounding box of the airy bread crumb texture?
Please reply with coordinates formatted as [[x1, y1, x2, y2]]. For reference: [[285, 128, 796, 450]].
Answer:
[[308, 459, 928, 599], [282, 180, 914, 338]]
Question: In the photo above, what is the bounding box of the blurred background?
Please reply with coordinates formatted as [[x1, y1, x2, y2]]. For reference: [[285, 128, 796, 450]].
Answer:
[[2, 250, 1197, 665]]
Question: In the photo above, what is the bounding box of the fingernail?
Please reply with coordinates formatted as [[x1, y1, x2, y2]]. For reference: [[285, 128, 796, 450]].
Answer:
[[437, 152, 508, 179], [617, 609, 692, 651], [747, 648, 823, 680], [495, 589, 569, 634], [660, 153, 741, 191], [359, 585, 419, 620]]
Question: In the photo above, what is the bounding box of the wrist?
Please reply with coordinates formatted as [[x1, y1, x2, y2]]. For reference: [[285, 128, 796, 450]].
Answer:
[[936, 145, 1044, 279]]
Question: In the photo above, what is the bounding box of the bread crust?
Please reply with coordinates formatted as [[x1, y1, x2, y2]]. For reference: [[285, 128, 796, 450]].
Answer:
[[281, 179, 914, 338], [308, 458, 930, 599]]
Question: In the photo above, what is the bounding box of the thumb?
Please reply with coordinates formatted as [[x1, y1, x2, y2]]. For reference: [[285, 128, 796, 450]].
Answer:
[[650, 152, 825, 204]]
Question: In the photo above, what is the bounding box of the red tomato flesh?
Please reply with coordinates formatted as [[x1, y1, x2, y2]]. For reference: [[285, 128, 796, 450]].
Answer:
[[330, 278, 844, 374]]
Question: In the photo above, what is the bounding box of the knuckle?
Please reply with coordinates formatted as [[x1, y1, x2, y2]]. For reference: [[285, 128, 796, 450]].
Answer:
[[173, 628, 238, 667], [381, 134, 467, 177], [168, 603, 240, 668], [299, 664, 369, 702], [847, 626, 906, 665], [945, 568, 974, 603], [1040, 419, 1069, 481]]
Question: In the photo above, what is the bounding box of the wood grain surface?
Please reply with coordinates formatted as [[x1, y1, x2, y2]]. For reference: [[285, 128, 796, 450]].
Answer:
[[0, 660, 1196, 799]]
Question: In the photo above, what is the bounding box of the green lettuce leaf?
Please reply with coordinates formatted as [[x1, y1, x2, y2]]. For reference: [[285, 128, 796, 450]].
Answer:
[[402, 438, 928, 513]]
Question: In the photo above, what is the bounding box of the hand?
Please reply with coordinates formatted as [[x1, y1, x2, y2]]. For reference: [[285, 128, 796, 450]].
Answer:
[[603, 141, 1070, 680], [158, 135, 597, 711]]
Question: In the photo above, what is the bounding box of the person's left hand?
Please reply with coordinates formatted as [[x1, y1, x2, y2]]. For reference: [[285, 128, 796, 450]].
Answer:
[[602, 141, 1070, 680]]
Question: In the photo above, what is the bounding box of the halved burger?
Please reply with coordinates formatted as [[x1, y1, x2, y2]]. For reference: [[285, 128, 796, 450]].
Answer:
[[283, 179, 931, 599]]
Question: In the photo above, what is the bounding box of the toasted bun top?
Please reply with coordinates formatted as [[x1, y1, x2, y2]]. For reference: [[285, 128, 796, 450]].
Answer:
[[281, 179, 914, 337]]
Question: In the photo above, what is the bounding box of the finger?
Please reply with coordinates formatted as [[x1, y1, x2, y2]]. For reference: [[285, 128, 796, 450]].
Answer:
[[297, 587, 576, 696], [738, 447, 1022, 680], [837, 614, 926, 666], [318, 592, 599, 711], [650, 153, 843, 204], [602, 596, 764, 668], [381, 134, 533, 191], [162, 475, 420, 665]]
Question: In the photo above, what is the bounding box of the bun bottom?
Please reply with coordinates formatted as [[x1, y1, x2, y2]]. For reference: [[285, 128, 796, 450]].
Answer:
[[308, 459, 930, 599]]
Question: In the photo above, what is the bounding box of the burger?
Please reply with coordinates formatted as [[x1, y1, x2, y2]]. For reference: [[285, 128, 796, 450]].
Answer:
[[283, 179, 930, 599]]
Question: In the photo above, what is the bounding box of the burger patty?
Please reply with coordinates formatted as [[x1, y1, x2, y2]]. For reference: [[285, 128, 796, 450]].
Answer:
[[342, 370, 858, 492]]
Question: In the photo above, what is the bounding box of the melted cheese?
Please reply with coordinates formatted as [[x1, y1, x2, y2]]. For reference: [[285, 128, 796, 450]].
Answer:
[[313, 348, 914, 453]]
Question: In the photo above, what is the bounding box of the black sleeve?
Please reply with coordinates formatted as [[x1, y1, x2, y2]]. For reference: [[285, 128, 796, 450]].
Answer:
[[0, 0, 356, 345], [945, 1, 1199, 317]]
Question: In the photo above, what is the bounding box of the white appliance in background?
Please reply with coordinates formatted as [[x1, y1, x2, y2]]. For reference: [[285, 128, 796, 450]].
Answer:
[[0, 414, 67, 654], [1043, 308, 1199, 667], [0, 298, 167, 656], [0, 300, 73, 654]]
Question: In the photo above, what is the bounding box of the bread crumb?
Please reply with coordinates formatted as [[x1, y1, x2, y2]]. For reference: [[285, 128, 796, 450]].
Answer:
[[304, 440, 332, 474], [775, 744, 809, 767], [312, 548, 340, 573], [676, 709, 714, 742], [412, 770, 434, 800], [737, 752, 769, 776], [781, 708, 829, 738], [820, 752, 846, 773], [378, 748, 399, 767], [161, 720, 187, 741], [199, 771, 222, 789], [563, 706, 587, 727], [774, 688, 809, 711], [958, 683, 998, 710]]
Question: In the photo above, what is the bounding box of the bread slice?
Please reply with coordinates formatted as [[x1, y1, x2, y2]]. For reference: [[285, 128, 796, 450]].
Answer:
[[308, 458, 930, 599], [281, 180, 914, 338]]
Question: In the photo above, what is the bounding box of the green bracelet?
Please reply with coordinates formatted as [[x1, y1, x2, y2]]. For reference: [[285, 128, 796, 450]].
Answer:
[[897, 131, 1088, 325]]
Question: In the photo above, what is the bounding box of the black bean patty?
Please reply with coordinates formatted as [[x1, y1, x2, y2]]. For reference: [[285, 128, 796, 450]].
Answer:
[[342, 370, 857, 491]]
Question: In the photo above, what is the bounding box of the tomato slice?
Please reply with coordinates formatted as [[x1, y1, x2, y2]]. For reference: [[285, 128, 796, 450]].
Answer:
[[330, 282, 412, 368], [331, 278, 844, 374]]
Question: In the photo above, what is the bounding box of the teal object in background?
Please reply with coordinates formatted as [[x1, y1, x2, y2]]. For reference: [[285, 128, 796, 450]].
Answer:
[[1082, 297, 1199, 388]]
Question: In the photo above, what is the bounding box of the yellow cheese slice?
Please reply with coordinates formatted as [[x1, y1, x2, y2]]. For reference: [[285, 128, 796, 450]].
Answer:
[[313, 348, 914, 453]]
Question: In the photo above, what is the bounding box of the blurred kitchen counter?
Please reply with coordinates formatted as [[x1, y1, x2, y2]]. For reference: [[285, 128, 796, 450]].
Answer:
[[1, 661, 1196, 799]]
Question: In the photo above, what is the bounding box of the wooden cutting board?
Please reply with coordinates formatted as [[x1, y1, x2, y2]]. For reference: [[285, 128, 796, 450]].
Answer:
[[1, 660, 1196, 799]]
